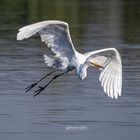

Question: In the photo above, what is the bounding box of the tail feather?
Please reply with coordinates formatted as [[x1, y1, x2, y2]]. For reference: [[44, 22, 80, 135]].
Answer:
[[44, 54, 68, 70], [44, 55, 55, 67]]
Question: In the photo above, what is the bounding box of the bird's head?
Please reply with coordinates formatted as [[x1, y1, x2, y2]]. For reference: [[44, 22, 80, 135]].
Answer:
[[78, 64, 88, 80]]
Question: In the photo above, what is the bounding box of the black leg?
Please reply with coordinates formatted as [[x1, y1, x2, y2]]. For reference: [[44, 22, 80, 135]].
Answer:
[[33, 69, 70, 97], [25, 69, 58, 93]]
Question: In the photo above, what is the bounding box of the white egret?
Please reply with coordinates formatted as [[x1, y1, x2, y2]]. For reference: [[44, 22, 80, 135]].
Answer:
[[17, 20, 122, 99]]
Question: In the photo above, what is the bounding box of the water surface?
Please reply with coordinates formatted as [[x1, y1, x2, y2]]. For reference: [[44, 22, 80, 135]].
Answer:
[[0, 0, 140, 140]]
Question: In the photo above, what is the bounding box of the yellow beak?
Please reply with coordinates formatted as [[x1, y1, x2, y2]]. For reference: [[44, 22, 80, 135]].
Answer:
[[90, 61, 104, 69]]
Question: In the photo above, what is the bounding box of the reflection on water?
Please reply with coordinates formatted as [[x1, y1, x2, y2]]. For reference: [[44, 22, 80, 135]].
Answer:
[[0, 0, 140, 140]]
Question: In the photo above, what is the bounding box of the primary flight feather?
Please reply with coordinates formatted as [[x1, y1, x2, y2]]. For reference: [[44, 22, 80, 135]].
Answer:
[[17, 20, 122, 99]]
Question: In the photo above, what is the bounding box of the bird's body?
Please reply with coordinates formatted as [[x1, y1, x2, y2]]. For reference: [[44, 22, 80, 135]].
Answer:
[[17, 20, 122, 99], [68, 51, 87, 79]]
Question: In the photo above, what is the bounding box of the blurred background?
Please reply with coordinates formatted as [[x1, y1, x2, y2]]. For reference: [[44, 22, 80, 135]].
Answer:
[[0, 0, 140, 140]]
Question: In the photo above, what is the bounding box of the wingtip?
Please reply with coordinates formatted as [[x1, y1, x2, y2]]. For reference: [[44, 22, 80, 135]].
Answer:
[[17, 32, 22, 40], [17, 29, 26, 40]]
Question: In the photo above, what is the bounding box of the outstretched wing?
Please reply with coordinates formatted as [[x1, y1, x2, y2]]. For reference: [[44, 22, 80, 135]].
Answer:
[[84, 48, 122, 99], [17, 20, 75, 58]]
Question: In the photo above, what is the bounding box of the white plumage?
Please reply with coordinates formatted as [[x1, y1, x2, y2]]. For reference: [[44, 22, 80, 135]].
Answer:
[[44, 54, 68, 70], [17, 20, 122, 99]]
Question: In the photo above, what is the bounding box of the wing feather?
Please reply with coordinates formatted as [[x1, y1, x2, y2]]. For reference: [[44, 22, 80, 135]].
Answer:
[[85, 48, 122, 99], [17, 20, 75, 59]]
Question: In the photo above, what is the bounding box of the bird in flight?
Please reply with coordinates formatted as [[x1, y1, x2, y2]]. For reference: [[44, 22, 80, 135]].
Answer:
[[17, 20, 122, 99]]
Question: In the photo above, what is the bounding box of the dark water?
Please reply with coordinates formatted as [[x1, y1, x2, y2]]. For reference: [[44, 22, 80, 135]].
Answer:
[[0, 0, 140, 140]]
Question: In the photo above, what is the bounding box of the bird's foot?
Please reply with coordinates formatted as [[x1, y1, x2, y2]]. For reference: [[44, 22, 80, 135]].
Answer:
[[34, 86, 45, 97], [25, 83, 37, 93]]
